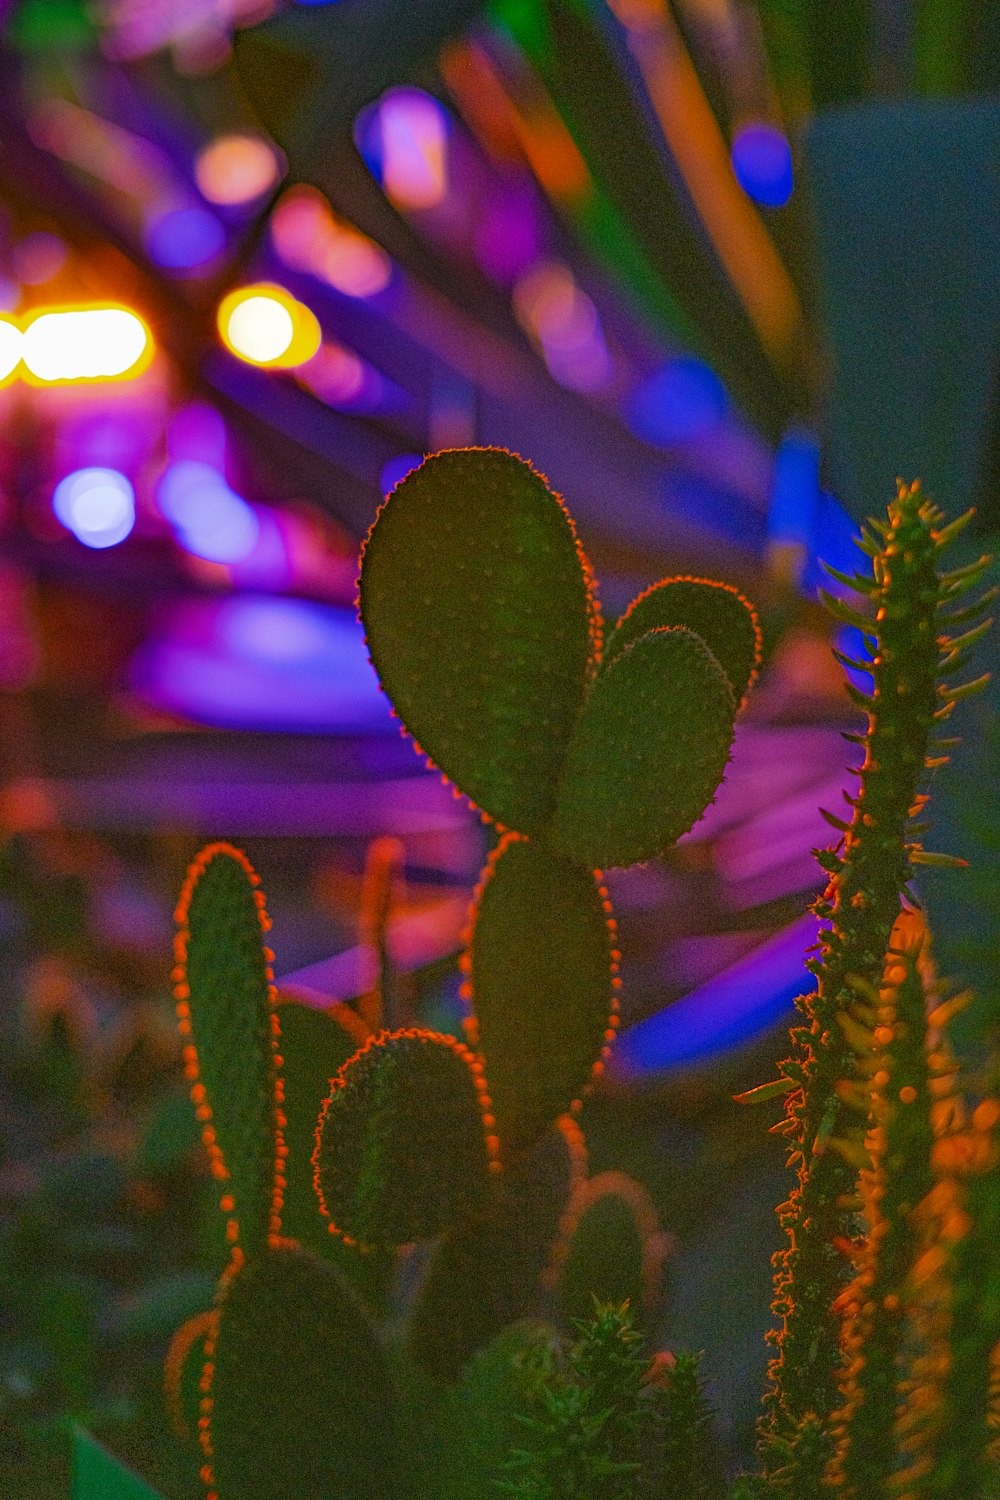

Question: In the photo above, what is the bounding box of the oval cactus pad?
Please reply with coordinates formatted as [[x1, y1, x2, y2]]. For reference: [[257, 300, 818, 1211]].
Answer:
[[548, 627, 737, 867], [173, 844, 282, 1258], [468, 836, 617, 1153], [203, 1245, 403, 1500], [313, 1029, 499, 1246], [602, 576, 761, 708], [358, 448, 600, 834]]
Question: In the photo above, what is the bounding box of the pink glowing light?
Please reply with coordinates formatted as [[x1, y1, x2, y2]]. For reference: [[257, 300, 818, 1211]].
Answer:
[[513, 260, 613, 394], [270, 186, 392, 298], [363, 88, 450, 211]]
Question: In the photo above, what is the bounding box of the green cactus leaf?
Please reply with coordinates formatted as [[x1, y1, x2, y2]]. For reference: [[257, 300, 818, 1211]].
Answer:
[[358, 448, 600, 834], [205, 1245, 407, 1500], [469, 836, 616, 1153], [547, 627, 737, 867], [602, 576, 761, 708], [314, 1029, 498, 1247], [554, 1173, 665, 1332], [174, 844, 281, 1259]]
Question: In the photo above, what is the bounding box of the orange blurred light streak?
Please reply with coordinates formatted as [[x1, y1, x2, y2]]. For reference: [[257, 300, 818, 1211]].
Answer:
[[606, 0, 802, 363], [27, 97, 175, 207], [440, 40, 592, 206]]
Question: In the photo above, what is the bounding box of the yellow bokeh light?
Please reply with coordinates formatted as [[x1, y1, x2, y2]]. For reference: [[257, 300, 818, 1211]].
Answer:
[[217, 284, 321, 369], [0, 304, 153, 386], [195, 134, 282, 207]]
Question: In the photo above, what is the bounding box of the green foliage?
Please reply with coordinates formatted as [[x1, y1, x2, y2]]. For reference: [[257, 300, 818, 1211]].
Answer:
[[499, 1303, 646, 1500], [313, 1029, 497, 1246], [469, 837, 614, 1152], [205, 1245, 406, 1500], [647, 1352, 727, 1500], [174, 845, 279, 1259], [72, 1427, 164, 1500]]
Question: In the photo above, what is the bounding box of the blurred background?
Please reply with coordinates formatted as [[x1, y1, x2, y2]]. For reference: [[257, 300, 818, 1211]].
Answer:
[[1, 0, 998, 1493]]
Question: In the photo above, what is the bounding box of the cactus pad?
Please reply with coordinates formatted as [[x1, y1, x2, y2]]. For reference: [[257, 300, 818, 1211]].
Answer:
[[202, 1244, 404, 1500], [173, 844, 283, 1258], [358, 448, 600, 834], [549, 1171, 667, 1331], [547, 628, 737, 867], [467, 836, 618, 1153], [313, 1028, 499, 1246], [601, 577, 761, 708]]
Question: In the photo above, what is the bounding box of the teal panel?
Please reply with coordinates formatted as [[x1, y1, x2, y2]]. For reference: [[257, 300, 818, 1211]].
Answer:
[[804, 99, 1000, 527], [72, 1429, 165, 1500]]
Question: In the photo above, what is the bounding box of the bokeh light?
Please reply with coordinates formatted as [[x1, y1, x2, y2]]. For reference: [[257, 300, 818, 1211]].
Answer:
[[20, 305, 152, 384], [358, 88, 450, 211], [731, 122, 794, 208], [270, 186, 392, 299], [144, 206, 226, 271], [380, 453, 423, 494], [52, 468, 135, 549], [626, 358, 727, 445], [513, 260, 613, 394], [0, 320, 22, 383], [217, 284, 321, 368], [156, 460, 259, 563], [11, 231, 67, 285], [195, 134, 281, 206]]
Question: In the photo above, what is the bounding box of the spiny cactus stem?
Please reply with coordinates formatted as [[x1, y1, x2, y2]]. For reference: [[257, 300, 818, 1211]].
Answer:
[[173, 842, 288, 1261], [762, 484, 985, 1480], [828, 935, 938, 1496], [897, 1100, 1000, 1498]]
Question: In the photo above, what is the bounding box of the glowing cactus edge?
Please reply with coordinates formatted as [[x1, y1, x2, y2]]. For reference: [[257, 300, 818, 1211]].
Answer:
[[163, 453, 1000, 1500]]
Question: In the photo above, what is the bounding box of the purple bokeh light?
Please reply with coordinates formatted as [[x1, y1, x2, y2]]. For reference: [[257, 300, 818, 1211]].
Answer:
[[145, 207, 226, 271], [731, 122, 794, 208]]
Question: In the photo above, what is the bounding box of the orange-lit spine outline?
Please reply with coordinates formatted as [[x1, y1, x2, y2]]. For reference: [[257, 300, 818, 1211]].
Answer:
[[610, 574, 763, 710], [172, 842, 288, 1268], [541, 1168, 671, 1317], [164, 1308, 219, 1440], [311, 1026, 503, 1250]]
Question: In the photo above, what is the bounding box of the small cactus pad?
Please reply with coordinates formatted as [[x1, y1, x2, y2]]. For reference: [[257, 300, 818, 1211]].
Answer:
[[547, 627, 737, 867], [551, 1172, 667, 1331], [313, 1029, 499, 1246], [601, 577, 761, 708], [468, 836, 617, 1152], [173, 844, 282, 1257], [203, 1245, 404, 1500], [358, 448, 600, 834]]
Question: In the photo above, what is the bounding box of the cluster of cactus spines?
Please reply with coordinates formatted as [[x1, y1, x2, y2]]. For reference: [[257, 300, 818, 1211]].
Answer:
[[826, 920, 941, 1494], [756, 481, 993, 1485], [312, 1027, 501, 1246], [647, 1351, 728, 1500], [894, 1099, 1000, 1498], [500, 1302, 647, 1500], [172, 843, 286, 1263]]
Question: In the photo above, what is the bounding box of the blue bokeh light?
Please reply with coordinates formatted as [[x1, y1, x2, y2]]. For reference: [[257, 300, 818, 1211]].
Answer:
[[157, 460, 259, 563], [626, 358, 727, 446], [53, 468, 135, 549], [768, 427, 820, 549], [380, 453, 423, 495], [731, 122, 794, 208], [145, 207, 226, 271]]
